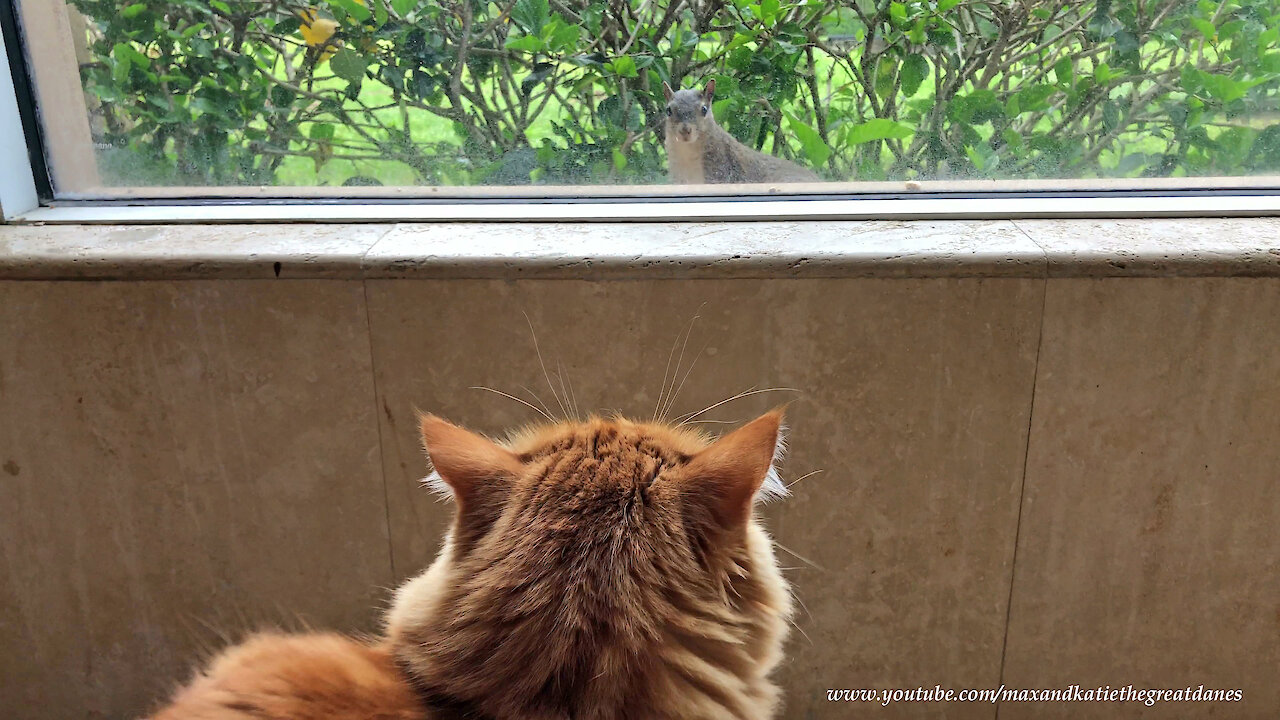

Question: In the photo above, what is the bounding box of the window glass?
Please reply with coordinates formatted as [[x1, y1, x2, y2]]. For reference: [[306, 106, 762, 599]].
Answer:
[[20, 0, 1280, 194]]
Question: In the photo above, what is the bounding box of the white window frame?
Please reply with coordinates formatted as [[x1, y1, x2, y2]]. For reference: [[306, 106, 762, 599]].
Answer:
[[0, 18, 37, 221], [3, 0, 1280, 225]]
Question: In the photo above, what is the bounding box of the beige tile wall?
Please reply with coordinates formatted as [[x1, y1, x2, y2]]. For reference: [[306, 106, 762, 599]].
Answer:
[[1002, 279, 1280, 718], [1, 276, 1275, 719], [0, 281, 392, 719]]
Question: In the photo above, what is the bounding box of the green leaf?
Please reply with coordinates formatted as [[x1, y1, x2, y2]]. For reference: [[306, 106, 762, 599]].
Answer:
[[329, 49, 368, 83], [787, 113, 830, 167], [889, 2, 907, 26], [900, 54, 928, 97], [598, 94, 643, 131], [112, 42, 150, 71], [948, 89, 1002, 124], [1053, 57, 1073, 88], [391, 0, 418, 15], [1258, 26, 1280, 49], [505, 34, 545, 52], [331, 0, 373, 22], [606, 55, 637, 78], [121, 3, 147, 19], [1197, 72, 1257, 103], [936, 0, 961, 11], [112, 57, 131, 84], [874, 61, 895, 99], [760, 0, 780, 23], [270, 85, 297, 108], [843, 118, 914, 145], [907, 18, 926, 45], [273, 17, 301, 35], [1191, 18, 1216, 41], [310, 123, 336, 140], [1012, 84, 1056, 112], [965, 144, 996, 172], [511, 0, 550, 33], [1251, 125, 1280, 171], [1102, 100, 1121, 132], [410, 70, 437, 99], [544, 15, 581, 52]]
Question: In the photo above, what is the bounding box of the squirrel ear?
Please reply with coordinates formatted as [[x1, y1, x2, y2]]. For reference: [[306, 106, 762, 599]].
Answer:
[[662, 81, 674, 101], [702, 79, 716, 102]]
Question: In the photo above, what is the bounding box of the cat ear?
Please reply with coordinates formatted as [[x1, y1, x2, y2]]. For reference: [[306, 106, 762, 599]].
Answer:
[[701, 79, 716, 103], [419, 413, 522, 507], [680, 409, 786, 529], [662, 81, 674, 101]]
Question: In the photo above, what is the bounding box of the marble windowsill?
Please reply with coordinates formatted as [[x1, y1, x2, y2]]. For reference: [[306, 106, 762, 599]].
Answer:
[[0, 218, 1278, 280]]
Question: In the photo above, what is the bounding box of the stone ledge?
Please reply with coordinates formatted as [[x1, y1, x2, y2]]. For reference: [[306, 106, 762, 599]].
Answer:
[[1015, 218, 1280, 278], [1, 218, 1278, 280]]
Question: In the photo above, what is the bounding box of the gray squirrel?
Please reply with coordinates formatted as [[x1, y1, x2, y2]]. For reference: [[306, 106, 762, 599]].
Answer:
[[663, 80, 820, 184]]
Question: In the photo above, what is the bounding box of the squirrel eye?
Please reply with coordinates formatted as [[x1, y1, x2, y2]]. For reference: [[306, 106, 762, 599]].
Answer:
[[701, 105, 708, 115], [665, 107, 672, 117]]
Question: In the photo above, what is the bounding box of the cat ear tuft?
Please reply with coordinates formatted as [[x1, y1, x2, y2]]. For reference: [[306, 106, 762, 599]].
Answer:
[[702, 79, 716, 103], [418, 413, 522, 506], [681, 409, 785, 529], [662, 81, 674, 101]]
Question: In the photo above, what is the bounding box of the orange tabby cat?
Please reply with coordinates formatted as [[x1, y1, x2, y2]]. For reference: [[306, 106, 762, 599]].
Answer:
[[149, 409, 793, 720]]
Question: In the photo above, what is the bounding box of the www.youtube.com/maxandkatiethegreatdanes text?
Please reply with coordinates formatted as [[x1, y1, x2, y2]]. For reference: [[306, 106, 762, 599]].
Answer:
[[826, 685, 1244, 708]]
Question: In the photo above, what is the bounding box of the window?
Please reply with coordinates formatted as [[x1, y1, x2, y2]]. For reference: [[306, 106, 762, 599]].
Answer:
[[3, 0, 1280, 220]]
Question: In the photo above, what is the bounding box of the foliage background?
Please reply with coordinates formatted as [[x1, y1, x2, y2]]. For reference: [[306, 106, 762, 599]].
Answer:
[[67, 0, 1280, 186]]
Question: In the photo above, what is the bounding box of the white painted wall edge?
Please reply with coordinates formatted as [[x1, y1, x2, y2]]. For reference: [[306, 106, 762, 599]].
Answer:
[[0, 27, 39, 221]]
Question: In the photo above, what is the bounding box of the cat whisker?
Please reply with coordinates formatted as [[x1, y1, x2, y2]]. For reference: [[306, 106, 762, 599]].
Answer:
[[568, 368, 582, 419], [371, 585, 399, 608], [556, 359, 579, 420], [658, 306, 705, 420], [661, 335, 710, 422], [188, 612, 237, 652], [675, 386, 800, 426], [791, 592, 813, 621], [773, 541, 824, 571], [469, 386, 555, 423], [519, 384, 557, 423], [653, 316, 689, 421], [283, 605, 315, 634], [181, 613, 231, 664], [523, 311, 568, 420], [788, 618, 814, 646], [683, 418, 741, 424], [785, 469, 824, 490]]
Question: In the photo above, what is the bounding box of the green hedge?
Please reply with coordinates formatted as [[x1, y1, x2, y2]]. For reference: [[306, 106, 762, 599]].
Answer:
[[69, 0, 1280, 186]]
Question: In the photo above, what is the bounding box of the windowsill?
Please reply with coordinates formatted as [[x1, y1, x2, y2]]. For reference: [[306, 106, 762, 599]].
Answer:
[[0, 218, 1278, 281]]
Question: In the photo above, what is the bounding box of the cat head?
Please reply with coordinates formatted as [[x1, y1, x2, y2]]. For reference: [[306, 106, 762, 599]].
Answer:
[[663, 80, 717, 144], [386, 410, 793, 720]]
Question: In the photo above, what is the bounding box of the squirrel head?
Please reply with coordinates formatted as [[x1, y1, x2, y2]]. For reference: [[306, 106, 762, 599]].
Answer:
[[663, 80, 716, 144]]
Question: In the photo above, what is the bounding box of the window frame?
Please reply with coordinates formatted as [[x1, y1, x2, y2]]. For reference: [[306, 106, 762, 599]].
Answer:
[[4, 0, 1280, 225], [0, 0, 44, 220]]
